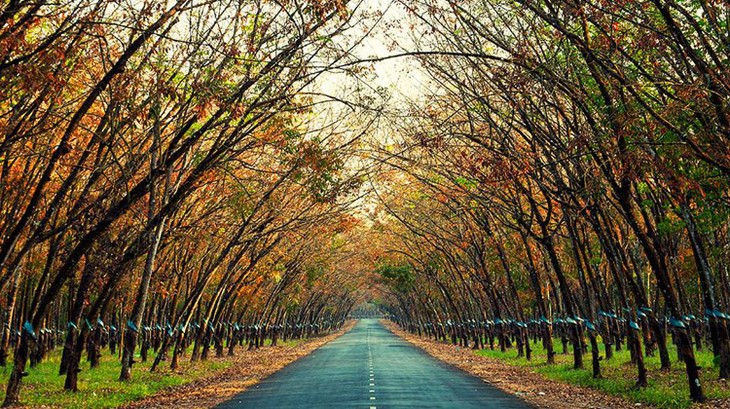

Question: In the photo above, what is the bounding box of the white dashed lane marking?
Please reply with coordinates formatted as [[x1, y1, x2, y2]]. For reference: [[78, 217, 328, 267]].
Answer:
[[367, 328, 376, 407]]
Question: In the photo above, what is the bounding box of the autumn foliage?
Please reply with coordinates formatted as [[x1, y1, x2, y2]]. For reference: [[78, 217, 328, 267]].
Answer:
[[0, 0, 369, 406]]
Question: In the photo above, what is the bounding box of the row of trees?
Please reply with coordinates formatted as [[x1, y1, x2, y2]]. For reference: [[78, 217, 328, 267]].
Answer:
[[374, 0, 730, 404], [0, 0, 374, 406]]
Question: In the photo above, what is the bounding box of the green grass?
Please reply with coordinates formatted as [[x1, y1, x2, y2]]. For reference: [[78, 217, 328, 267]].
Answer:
[[0, 336, 311, 408], [0, 345, 234, 408], [475, 337, 730, 408]]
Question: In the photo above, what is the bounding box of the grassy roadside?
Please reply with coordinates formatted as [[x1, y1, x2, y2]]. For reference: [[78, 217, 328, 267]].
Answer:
[[383, 321, 730, 409], [0, 338, 307, 408], [476, 339, 730, 408]]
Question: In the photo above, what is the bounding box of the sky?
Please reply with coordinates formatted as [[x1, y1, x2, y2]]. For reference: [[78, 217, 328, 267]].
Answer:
[[298, 0, 435, 223], [315, 0, 430, 105]]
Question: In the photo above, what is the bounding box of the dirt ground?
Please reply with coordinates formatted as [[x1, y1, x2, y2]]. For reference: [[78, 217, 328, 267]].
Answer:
[[385, 322, 730, 409], [124, 320, 730, 409], [383, 321, 653, 409]]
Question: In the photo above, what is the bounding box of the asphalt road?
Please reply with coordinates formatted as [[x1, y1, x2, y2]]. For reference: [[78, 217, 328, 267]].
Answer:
[[217, 319, 532, 409]]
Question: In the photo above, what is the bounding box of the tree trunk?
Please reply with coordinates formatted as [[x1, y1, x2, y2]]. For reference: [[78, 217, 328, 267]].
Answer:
[[120, 116, 165, 380], [64, 327, 89, 392], [680, 204, 730, 378], [589, 332, 601, 379], [629, 326, 648, 388], [2, 330, 31, 407], [0, 268, 20, 368]]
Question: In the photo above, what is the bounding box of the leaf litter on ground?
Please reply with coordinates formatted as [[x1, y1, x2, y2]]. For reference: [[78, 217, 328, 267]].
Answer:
[[122, 321, 356, 409], [383, 321, 652, 409]]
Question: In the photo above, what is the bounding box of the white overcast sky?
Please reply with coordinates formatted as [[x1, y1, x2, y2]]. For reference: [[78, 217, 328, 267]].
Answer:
[[315, 0, 430, 104]]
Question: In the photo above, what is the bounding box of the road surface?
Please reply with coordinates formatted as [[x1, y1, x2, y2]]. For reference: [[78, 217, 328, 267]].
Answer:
[[217, 319, 532, 408]]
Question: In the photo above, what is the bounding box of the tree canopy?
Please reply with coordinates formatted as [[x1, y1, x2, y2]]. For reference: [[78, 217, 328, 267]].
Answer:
[[1, 0, 730, 406]]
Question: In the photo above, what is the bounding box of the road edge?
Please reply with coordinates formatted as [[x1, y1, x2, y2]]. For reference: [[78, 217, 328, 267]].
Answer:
[[122, 320, 357, 409], [382, 320, 646, 409]]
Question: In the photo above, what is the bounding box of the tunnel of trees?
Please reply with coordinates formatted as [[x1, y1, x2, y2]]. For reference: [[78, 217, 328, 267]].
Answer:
[[1, 0, 730, 406]]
